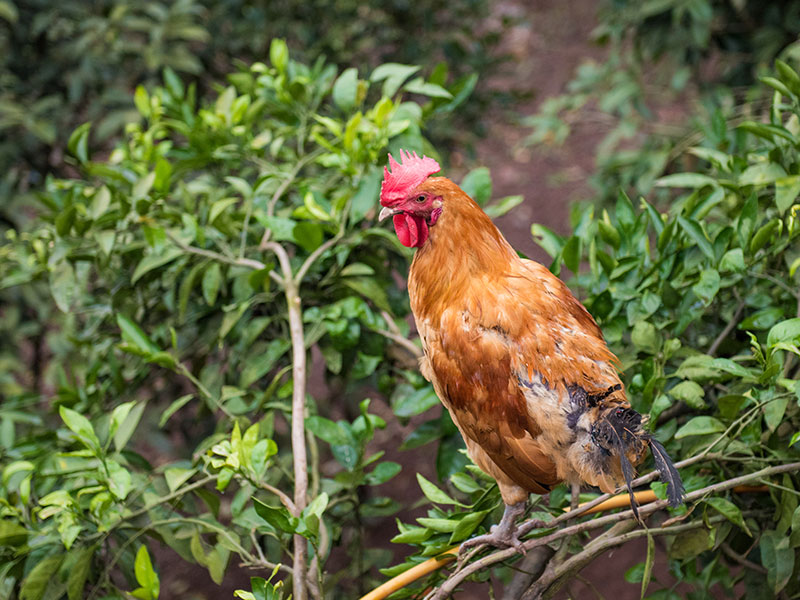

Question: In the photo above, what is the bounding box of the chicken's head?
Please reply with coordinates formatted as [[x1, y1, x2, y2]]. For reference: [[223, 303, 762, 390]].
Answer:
[[378, 150, 442, 247]]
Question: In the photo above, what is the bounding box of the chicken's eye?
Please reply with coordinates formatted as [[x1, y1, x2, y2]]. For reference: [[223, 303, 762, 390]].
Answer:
[[416, 195, 426, 203]]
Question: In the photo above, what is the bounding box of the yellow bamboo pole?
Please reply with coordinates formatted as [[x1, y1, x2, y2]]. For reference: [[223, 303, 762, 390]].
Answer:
[[359, 548, 458, 600]]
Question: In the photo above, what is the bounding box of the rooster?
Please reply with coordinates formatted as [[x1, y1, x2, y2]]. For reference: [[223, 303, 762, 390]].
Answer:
[[379, 150, 683, 550]]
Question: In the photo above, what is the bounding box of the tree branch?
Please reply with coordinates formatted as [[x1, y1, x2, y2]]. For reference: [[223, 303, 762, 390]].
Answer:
[[429, 461, 800, 599]]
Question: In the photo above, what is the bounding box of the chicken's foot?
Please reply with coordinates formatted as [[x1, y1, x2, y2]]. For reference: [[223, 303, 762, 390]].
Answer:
[[459, 501, 527, 556]]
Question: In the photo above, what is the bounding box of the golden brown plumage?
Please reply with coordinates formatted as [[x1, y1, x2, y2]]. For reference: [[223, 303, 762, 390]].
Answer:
[[379, 152, 683, 547]]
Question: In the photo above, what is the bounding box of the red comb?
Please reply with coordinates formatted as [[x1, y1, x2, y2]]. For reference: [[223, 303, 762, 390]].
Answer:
[[380, 150, 441, 206]]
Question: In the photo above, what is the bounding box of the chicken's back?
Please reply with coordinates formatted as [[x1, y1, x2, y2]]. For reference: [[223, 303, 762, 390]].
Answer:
[[409, 208, 648, 503]]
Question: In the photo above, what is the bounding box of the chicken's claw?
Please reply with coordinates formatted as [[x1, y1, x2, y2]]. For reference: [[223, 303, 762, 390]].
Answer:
[[458, 501, 527, 559]]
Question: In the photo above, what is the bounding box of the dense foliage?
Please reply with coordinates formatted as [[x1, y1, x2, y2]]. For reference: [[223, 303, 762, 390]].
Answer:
[[0, 0, 499, 211], [0, 42, 521, 599]]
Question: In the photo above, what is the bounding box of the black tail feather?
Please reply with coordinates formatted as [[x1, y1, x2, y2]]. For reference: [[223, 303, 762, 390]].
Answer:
[[648, 437, 685, 507], [617, 444, 641, 522], [602, 410, 643, 522]]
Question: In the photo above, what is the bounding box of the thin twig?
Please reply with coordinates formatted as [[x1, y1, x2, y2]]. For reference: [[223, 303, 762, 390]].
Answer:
[[377, 311, 422, 358], [375, 329, 423, 358], [295, 230, 343, 283], [167, 231, 268, 272], [258, 481, 296, 513], [708, 300, 745, 356], [720, 542, 767, 574]]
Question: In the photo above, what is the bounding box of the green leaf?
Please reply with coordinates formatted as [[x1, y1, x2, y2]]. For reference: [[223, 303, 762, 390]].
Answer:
[[531, 224, 565, 259], [333, 68, 359, 111], [370, 63, 420, 97], [737, 194, 758, 248], [677, 216, 714, 260], [749, 218, 781, 254], [293, 222, 324, 253], [598, 221, 621, 249], [113, 401, 145, 451], [460, 167, 492, 206], [416, 517, 458, 532], [106, 459, 132, 500], [775, 176, 800, 213], [631, 321, 660, 354], [202, 263, 222, 306], [134, 545, 159, 600], [269, 39, 288, 73], [131, 246, 183, 284], [159, 394, 194, 427], [164, 467, 195, 493], [240, 339, 290, 388], [669, 528, 712, 559], [776, 59, 800, 95], [767, 318, 800, 347], [417, 473, 460, 505], [760, 530, 794, 594], [253, 214, 297, 243], [692, 269, 720, 305], [366, 461, 401, 485], [392, 387, 439, 418], [90, 186, 111, 220], [739, 162, 788, 186], [485, 195, 523, 218], [59, 406, 100, 451], [641, 533, 654, 599], [50, 260, 78, 312], [20, 554, 64, 600], [391, 525, 432, 544], [67, 546, 94, 600], [0, 520, 28, 546], [764, 395, 789, 432], [562, 236, 582, 274], [0, 1, 18, 23], [117, 314, 159, 354], [718, 248, 744, 272], [254, 499, 296, 534], [403, 77, 452, 99], [675, 416, 724, 438], [209, 198, 239, 224], [67, 123, 91, 164], [450, 510, 490, 543], [305, 416, 349, 446], [655, 173, 717, 188], [134, 86, 150, 117], [740, 307, 784, 330], [704, 497, 751, 536], [669, 381, 705, 409]]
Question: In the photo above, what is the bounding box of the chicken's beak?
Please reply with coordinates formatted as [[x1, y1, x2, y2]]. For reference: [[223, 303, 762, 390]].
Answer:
[[378, 206, 397, 221]]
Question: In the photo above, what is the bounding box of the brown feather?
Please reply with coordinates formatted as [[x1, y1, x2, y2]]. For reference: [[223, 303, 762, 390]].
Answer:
[[404, 176, 681, 505]]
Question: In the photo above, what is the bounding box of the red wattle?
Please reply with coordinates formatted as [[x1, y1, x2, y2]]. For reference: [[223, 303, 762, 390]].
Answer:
[[392, 213, 428, 248]]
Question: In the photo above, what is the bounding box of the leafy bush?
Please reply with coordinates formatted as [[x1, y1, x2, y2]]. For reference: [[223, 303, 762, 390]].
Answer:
[[0, 42, 492, 599], [0, 0, 500, 209], [380, 62, 800, 599]]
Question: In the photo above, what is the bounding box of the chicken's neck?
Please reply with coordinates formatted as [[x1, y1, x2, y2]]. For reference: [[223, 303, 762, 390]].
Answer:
[[408, 200, 518, 318]]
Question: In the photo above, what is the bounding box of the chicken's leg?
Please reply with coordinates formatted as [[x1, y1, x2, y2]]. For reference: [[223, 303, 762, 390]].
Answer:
[[460, 501, 527, 554]]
